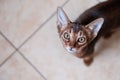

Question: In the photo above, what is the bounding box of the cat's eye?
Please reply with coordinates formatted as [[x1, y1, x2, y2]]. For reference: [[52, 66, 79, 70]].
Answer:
[[77, 37, 86, 43], [63, 32, 70, 41]]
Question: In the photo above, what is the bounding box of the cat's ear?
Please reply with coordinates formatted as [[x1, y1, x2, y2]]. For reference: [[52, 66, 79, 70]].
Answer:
[[86, 18, 104, 38], [57, 7, 70, 29]]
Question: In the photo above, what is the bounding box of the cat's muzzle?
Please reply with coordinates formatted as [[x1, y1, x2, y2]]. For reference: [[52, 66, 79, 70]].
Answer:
[[66, 47, 77, 54]]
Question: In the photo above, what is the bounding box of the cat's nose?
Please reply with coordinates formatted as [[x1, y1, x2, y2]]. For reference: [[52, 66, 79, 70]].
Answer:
[[69, 47, 73, 51], [68, 46, 72, 50]]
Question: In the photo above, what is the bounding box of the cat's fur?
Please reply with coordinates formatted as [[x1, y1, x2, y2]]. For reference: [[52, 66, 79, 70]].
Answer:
[[57, 0, 120, 66]]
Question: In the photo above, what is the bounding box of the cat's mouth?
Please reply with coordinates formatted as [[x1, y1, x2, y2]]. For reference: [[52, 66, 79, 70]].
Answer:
[[66, 47, 77, 54]]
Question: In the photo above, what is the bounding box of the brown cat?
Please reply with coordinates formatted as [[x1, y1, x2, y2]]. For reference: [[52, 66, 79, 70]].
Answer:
[[57, 0, 120, 66]]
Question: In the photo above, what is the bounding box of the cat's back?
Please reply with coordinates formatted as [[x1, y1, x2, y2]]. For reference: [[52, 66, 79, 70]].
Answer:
[[76, 0, 120, 26]]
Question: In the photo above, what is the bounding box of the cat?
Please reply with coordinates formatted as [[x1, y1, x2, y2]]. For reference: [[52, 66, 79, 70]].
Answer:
[[57, 0, 120, 66]]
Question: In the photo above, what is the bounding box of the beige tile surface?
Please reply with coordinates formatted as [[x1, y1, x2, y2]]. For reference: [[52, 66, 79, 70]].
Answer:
[[0, 52, 44, 80], [0, 34, 15, 65], [20, 1, 120, 80], [0, 0, 66, 47]]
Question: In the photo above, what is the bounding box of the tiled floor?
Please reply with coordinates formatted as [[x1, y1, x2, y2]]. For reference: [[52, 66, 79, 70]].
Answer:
[[0, 0, 120, 80]]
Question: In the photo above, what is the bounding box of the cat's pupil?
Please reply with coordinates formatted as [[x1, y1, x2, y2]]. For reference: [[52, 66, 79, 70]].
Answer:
[[78, 37, 85, 43], [64, 32, 70, 40]]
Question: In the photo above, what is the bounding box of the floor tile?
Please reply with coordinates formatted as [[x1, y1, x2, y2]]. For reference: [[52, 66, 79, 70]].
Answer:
[[62, 0, 98, 21], [0, 52, 45, 80], [20, 0, 120, 80], [0, 34, 15, 65], [0, 0, 67, 47]]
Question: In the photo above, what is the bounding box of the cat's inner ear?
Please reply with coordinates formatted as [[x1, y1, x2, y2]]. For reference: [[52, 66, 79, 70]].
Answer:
[[86, 18, 104, 37], [57, 7, 70, 29]]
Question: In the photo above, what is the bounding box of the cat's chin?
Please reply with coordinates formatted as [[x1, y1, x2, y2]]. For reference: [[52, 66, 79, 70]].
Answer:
[[67, 50, 76, 54]]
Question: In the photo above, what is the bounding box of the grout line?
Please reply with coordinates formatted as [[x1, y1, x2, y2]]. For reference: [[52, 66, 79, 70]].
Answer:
[[61, 0, 70, 7], [17, 0, 70, 50], [0, 31, 17, 50], [17, 11, 55, 49], [0, 50, 16, 67], [18, 51, 47, 80]]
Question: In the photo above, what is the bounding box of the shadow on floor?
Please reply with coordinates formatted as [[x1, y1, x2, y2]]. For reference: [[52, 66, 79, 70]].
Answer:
[[94, 31, 120, 57]]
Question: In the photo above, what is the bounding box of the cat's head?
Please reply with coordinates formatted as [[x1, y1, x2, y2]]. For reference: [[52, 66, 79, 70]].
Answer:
[[57, 7, 104, 58]]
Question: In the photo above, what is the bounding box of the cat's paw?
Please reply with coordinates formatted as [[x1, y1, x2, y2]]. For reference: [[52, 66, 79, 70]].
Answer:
[[83, 56, 93, 66]]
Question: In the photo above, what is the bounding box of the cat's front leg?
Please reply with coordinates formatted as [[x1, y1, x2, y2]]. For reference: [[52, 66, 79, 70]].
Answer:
[[83, 41, 96, 66], [83, 54, 94, 66]]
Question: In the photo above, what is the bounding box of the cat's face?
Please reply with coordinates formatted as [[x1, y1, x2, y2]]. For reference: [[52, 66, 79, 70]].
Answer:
[[57, 7, 104, 58], [57, 22, 93, 57], [58, 23, 91, 55]]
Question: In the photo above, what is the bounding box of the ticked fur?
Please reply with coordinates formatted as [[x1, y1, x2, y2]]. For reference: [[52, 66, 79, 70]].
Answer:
[[57, 0, 120, 66]]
